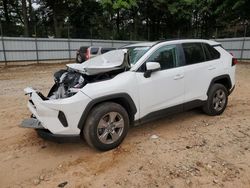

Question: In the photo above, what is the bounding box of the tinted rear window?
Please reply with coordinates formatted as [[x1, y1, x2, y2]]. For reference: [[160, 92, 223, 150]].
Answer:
[[101, 48, 115, 54], [90, 48, 99, 54], [182, 43, 205, 65], [202, 43, 220, 60]]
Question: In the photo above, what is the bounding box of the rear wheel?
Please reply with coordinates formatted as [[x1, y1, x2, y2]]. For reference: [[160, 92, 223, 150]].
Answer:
[[76, 54, 83, 63], [203, 83, 228, 116], [83, 102, 129, 151]]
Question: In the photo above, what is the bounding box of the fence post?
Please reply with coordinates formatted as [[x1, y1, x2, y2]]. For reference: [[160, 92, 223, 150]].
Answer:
[[68, 38, 71, 62], [240, 38, 245, 60], [0, 21, 7, 66], [67, 24, 71, 62], [35, 37, 39, 63], [240, 22, 248, 60], [1, 36, 7, 66]]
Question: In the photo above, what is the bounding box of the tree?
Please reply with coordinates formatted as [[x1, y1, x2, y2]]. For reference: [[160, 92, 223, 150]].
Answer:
[[21, 0, 29, 36], [100, 0, 137, 39], [0, 0, 249, 38], [38, 0, 81, 38]]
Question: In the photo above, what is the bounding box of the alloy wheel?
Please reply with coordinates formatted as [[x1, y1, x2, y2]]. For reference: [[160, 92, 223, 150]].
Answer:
[[212, 89, 226, 111], [97, 112, 124, 144]]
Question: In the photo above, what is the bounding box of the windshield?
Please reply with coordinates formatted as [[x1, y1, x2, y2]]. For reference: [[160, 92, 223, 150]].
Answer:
[[127, 46, 150, 65]]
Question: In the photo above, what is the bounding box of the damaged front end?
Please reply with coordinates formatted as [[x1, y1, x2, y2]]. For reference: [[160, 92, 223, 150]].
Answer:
[[21, 49, 129, 137], [48, 49, 129, 99], [48, 69, 86, 99]]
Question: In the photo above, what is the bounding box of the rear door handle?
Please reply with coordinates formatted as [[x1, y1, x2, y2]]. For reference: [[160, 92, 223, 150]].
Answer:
[[208, 66, 216, 70], [174, 74, 184, 80]]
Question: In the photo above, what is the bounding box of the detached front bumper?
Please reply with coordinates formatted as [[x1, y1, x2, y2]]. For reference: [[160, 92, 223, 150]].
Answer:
[[21, 118, 43, 129], [229, 85, 235, 95], [21, 118, 81, 143], [21, 87, 91, 136], [36, 129, 81, 143]]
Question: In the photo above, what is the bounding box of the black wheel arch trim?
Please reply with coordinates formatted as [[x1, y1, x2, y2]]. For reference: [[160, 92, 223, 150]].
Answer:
[[77, 93, 137, 130], [207, 74, 232, 95]]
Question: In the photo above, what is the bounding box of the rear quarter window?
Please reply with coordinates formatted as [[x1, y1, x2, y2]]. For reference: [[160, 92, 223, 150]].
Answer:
[[182, 43, 205, 65], [202, 43, 220, 60]]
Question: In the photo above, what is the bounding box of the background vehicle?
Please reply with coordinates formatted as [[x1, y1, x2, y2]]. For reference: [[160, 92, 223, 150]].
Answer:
[[76, 46, 116, 63], [22, 39, 236, 151]]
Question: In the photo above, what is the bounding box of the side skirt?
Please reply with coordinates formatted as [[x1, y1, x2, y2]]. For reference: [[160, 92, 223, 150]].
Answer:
[[134, 100, 206, 126]]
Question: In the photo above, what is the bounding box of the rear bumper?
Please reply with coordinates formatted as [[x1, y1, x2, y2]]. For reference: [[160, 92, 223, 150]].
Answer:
[[36, 129, 81, 143]]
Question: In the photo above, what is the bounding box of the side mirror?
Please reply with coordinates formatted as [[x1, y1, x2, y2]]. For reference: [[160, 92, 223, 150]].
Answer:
[[144, 62, 161, 78]]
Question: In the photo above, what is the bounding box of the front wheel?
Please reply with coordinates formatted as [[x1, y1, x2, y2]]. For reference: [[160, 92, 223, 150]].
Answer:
[[83, 102, 129, 151], [203, 83, 228, 116]]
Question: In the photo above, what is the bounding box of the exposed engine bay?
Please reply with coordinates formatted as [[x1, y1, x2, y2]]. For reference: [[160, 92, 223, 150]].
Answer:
[[47, 49, 129, 99], [47, 68, 125, 99]]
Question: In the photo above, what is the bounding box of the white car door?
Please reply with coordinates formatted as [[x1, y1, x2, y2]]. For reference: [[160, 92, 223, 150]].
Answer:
[[181, 42, 221, 103], [135, 44, 185, 119]]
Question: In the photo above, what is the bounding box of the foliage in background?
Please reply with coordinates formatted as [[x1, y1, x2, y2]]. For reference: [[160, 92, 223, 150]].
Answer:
[[0, 0, 249, 40]]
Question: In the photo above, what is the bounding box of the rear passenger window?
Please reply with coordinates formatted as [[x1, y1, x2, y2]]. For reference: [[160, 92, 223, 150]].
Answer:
[[90, 48, 99, 55], [182, 43, 205, 65], [202, 43, 220, 60]]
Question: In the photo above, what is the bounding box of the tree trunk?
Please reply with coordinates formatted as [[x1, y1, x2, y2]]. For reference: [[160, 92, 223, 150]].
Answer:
[[3, 0, 10, 22], [51, 1, 63, 38], [156, 15, 160, 39], [146, 2, 150, 40], [28, 0, 33, 35], [21, 0, 29, 36], [53, 13, 61, 38], [133, 12, 138, 40], [116, 10, 120, 39], [28, 0, 32, 16]]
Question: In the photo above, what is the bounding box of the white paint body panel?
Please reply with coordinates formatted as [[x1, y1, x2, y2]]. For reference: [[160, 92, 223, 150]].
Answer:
[[81, 71, 140, 120], [25, 89, 91, 135], [136, 67, 185, 118], [24, 39, 235, 136]]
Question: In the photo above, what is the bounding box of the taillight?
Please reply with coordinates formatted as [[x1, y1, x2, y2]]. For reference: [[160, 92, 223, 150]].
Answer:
[[232, 58, 238, 66], [230, 53, 238, 66], [85, 49, 90, 60]]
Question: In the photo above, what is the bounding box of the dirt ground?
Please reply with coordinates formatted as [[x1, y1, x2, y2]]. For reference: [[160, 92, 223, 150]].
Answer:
[[0, 63, 249, 188]]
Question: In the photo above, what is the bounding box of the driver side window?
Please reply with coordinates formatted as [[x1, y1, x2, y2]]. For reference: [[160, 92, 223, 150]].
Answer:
[[147, 45, 178, 70]]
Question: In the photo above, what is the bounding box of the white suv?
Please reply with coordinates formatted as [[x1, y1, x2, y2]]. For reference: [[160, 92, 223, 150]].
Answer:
[[21, 39, 236, 151]]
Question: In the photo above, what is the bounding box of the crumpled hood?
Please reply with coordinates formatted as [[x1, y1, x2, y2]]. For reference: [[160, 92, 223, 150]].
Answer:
[[67, 49, 128, 75]]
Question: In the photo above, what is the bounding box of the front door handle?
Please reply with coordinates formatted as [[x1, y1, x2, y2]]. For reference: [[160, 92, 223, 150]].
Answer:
[[174, 74, 184, 80]]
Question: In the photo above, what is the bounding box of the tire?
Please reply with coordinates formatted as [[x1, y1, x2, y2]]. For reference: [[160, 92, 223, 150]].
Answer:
[[203, 83, 228, 116], [83, 102, 129, 151], [76, 54, 83, 63]]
